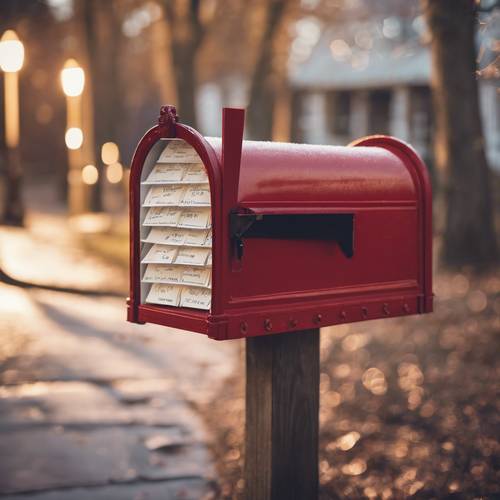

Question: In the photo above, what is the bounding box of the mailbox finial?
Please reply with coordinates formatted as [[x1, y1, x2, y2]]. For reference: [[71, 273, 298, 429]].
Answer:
[[158, 105, 179, 135]]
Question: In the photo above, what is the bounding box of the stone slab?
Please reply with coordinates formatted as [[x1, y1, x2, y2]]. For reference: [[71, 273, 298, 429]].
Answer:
[[0, 426, 213, 495], [0, 478, 214, 500]]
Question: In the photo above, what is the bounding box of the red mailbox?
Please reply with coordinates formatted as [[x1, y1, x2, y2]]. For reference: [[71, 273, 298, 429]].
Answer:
[[127, 105, 433, 340]]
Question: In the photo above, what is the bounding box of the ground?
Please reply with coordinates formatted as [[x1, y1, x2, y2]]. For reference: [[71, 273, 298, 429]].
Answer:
[[1, 210, 499, 499], [0, 213, 239, 499], [204, 269, 500, 499]]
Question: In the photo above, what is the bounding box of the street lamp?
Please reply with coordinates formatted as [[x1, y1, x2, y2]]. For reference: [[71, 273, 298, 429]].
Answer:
[[0, 29, 25, 226], [81, 164, 98, 185], [65, 127, 84, 150], [101, 141, 123, 184], [61, 58, 85, 214], [61, 59, 85, 97]]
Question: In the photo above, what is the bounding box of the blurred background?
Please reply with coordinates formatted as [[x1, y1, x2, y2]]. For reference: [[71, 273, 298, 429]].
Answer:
[[0, 0, 498, 499]]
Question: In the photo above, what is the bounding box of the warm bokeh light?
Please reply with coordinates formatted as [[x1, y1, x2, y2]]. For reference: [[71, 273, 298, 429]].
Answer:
[[61, 58, 85, 97], [101, 142, 119, 165], [81, 164, 99, 185], [106, 162, 123, 183], [0, 30, 24, 73], [65, 127, 83, 149]]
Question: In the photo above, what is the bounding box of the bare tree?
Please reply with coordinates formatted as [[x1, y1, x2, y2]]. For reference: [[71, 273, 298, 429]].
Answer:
[[422, 0, 497, 268], [163, 0, 207, 128], [246, 0, 288, 141], [81, 0, 124, 212]]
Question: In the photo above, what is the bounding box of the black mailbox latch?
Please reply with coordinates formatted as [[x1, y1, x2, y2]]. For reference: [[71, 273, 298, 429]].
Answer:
[[230, 210, 354, 260]]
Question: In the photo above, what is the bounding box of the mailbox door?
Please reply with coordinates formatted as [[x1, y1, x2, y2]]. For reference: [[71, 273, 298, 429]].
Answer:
[[128, 108, 223, 335]]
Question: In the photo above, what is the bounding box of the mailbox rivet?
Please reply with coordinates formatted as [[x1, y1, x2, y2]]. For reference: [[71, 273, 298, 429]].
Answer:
[[264, 319, 273, 332], [240, 322, 248, 334], [383, 303, 390, 316], [403, 303, 410, 313], [313, 314, 322, 324], [289, 318, 298, 328], [340, 310, 347, 320], [361, 307, 368, 318]]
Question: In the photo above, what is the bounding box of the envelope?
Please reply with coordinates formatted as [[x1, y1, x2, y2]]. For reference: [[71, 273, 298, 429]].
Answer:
[[178, 207, 211, 229], [204, 229, 212, 247], [180, 266, 211, 287], [146, 283, 182, 306], [184, 228, 210, 247], [180, 185, 211, 206], [183, 164, 208, 183], [143, 227, 187, 245], [143, 207, 182, 226], [143, 164, 187, 184], [143, 185, 187, 206], [180, 286, 211, 310], [143, 227, 211, 247], [174, 247, 210, 266], [157, 140, 201, 163], [142, 264, 182, 284], [142, 244, 178, 264]]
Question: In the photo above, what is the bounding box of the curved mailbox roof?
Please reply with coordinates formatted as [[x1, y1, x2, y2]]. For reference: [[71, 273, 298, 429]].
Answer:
[[204, 137, 418, 207]]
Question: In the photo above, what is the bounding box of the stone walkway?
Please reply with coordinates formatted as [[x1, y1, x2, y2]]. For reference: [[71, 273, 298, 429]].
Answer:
[[0, 214, 239, 499]]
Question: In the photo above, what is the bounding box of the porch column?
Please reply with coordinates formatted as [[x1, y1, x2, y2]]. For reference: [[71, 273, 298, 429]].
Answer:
[[390, 86, 410, 141]]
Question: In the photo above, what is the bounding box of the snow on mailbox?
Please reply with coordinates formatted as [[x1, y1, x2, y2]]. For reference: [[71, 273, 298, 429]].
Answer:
[[127, 105, 433, 340]]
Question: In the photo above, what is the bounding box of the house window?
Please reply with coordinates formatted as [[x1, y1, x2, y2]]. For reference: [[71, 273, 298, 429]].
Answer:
[[368, 89, 391, 135], [410, 86, 433, 159], [327, 91, 351, 136]]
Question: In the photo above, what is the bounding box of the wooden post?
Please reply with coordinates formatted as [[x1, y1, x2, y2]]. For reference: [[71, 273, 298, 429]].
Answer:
[[245, 329, 320, 500]]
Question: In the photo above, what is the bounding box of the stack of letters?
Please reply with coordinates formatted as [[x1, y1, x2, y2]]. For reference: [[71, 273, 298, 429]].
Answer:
[[140, 140, 212, 310]]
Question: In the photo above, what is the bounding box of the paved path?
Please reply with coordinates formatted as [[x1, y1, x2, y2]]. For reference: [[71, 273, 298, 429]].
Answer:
[[0, 215, 239, 499]]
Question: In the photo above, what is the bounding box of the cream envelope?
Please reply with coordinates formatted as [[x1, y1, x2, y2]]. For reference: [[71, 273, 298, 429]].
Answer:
[[143, 227, 211, 247], [143, 227, 187, 245], [143, 185, 186, 206], [142, 244, 178, 264], [142, 264, 182, 284], [158, 140, 201, 163], [180, 286, 211, 310], [143, 207, 182, 226], [143, 164, 186, 184], [183, 164, 208, 183], [146, 283, 182, 306], [180, 266, 211, 288], [174, 247, 210, 266], [178, 207, 211, 229], [180, 185, 211, 206], [206, 252, 212, 266], [184, 228, 210, 247], [205, 229, 212, 247]]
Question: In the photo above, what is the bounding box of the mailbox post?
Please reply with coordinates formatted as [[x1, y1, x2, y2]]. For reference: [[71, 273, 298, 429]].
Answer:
[[127, 105, 433, 499], [246, 330, 319, 499]]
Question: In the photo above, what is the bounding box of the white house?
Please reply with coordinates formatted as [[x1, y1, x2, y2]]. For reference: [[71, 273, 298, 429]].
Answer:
[[288, 11, 500, 171]]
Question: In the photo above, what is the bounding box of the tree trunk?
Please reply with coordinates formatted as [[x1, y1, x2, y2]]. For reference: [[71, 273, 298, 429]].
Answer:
[[82, 0, 123, 212], [170, 42, 198, 128], [163, 0, 205, 129], [246, 0, 287, 141], [0, 0, 26, 226], [423, 0, 497, 268]]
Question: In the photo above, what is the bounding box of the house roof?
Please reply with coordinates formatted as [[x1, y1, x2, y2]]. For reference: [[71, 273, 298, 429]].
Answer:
[[289, 23, 431, 90], [289, 10, 499, 90]]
